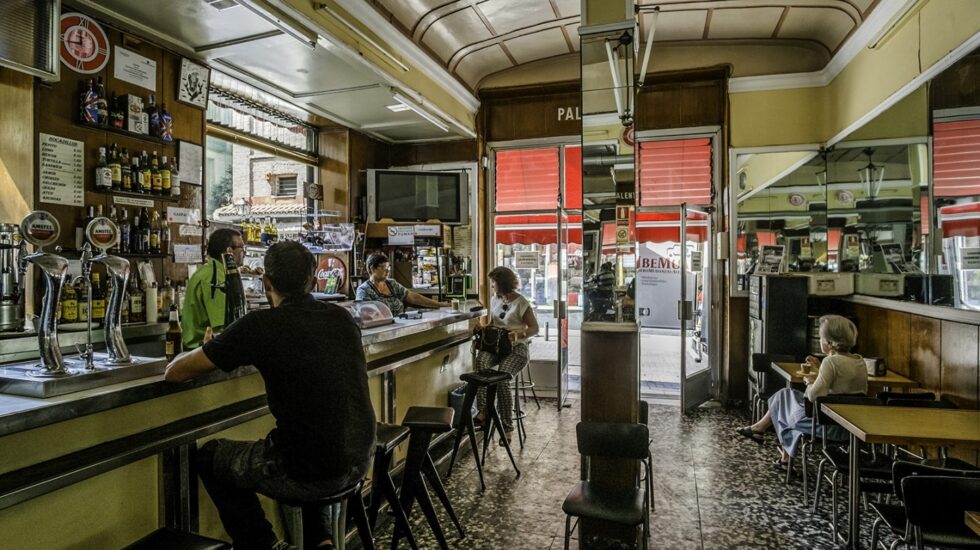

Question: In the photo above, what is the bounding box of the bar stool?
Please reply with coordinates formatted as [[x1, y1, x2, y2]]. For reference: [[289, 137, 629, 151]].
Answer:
[[123, 528, 230, 550], [517, 362, 541, 410], [447, 370, 521, 491], [367, 423, 419, 550], [391, 406, 465, 550], [277, 480, 374, 550]]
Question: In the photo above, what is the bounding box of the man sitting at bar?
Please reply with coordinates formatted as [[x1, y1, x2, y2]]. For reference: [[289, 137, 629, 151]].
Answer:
[[181, 228, 246, 349], [165, 241, 376, 550]]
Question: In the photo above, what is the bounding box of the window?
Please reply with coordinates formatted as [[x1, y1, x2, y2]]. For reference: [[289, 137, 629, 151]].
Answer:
[[276, 176, 298, 197]]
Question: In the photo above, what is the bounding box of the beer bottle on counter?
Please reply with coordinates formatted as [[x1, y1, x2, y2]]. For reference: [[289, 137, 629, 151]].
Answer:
[[165, 303, 182, 361], [108, 143, 121, 190], [95, 147, 112, 191], [128, 275, 144, 324], [91, 273, 106, 326], [121, 148, 132, 192], [61, 282, 79, 324], [160, 156, 172, 196], [150, 151, 162, 195], [140, 151, 152, 195], [222, 253, 247, 327], [118, 208, 130, 254], [95, 77, 108, 127]]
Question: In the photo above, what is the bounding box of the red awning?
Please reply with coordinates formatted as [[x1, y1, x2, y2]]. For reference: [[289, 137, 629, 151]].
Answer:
[[638, 138, 712, 206], [934, 119, 980, 197], [494, 214, 583, 245]]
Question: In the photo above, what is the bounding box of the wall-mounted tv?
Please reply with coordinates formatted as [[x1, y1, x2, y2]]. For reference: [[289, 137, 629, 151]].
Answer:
[[367, 170, 469, 225]]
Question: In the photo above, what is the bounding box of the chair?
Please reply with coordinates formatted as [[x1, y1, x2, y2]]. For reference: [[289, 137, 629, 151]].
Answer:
[[875, 391, 936, 403], [638, 400, 655, 512], [513, 358, 534, 449], [869, 461, 980, 550], [562, 422, 651, 550], [903, 475, 980, 549], [750, 353, 795, 423], [122, 528, 230, 550], [366, 423, 418, 550], [278, 480, 374, 550]]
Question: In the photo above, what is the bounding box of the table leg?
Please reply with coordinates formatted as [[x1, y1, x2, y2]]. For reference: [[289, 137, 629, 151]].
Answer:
[[848, 433, 861, 549]]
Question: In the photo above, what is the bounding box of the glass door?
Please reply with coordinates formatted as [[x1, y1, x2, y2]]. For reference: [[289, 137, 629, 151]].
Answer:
[[556, 209, 570, 407], [680, 203, 712, 412]]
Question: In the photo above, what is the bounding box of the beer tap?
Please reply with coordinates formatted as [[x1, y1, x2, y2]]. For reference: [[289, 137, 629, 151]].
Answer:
[[19, 211, 72, 376], [77, 243, 96, 371], [84, 215, 132, 365]]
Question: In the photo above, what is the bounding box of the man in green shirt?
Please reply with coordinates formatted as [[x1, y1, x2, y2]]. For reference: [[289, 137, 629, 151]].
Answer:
[[181, 228, 245, 349]]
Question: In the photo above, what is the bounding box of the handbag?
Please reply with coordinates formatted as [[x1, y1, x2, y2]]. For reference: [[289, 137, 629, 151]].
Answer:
[[472, 325, 513, 356]]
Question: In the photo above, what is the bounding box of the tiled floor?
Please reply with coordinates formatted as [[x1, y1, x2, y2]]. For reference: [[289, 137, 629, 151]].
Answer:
[[372, 398, 891, 549]]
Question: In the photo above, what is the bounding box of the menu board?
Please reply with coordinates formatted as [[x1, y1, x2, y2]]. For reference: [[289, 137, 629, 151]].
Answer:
[[39, 133, 84, 207]]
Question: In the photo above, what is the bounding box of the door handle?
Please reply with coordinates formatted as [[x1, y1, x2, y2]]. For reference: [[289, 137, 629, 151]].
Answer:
[[677, 300, 693, 321]]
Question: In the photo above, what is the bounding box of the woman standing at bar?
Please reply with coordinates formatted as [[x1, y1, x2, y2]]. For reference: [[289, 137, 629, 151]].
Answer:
[[355, 252, 449, 315], [475, 266, 539, 445]]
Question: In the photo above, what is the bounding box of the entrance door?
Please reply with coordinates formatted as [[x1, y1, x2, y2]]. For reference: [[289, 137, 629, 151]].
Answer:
[[556, 208, 571, 408], [680, 203, 712, 412]]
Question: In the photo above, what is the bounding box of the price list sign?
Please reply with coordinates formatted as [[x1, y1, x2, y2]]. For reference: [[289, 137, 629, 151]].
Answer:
[[39, 133, 84, 207]]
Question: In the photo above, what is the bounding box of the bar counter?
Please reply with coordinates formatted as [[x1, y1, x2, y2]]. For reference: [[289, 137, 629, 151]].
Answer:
[[0, 308, 482, 550]]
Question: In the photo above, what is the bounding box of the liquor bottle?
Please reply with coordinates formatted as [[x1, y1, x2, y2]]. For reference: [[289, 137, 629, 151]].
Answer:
[[61, 282, 79, 324], [128, 275, 145, 324], [160, 215, 170, 257], [159, 104, 173, 142], [77, 205, 95, 249], [77, 279, 89, 323], [121, 292, 130, 324], [149, 210, 161, 254], [150, 151, 162, 195], [95, 147, 112, 191], [91, 273, 106, 326], [139, 207, 151, 254], [118, 208, 130, 254], [110, 92, 125, 129], [170, 159, 181, 197], [269, 218, 279, 243], [107, 206, 119, 253], [147, 93, 160, 138], [222, 253, 247, 328], [79, 79, 99, 125], [95, 77, 108, 127], [140, 151, 152, 194], [165, 303, 182, 361], [160, 278, 172, 322], [120, 148, 132, 192], [260, 217, 270, 246], [108, 143, 122, 190], [130, 156, 141, 194], [160, 155, 172, 196]]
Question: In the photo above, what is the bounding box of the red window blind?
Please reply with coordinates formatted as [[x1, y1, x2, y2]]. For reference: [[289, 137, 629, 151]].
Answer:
[[495, 148, 560, 212], [934, 119, 980, 197], [564, 145, 582, 209], [638, 138, 712, 206]]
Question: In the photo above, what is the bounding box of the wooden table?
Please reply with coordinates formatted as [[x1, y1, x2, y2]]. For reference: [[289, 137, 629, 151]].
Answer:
[[966, 511, 980, 537], [821, 404, 980, 549], [771, 361, 919, 392]]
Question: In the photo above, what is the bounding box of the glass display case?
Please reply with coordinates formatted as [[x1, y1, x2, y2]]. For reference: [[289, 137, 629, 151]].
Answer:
[[339, 300, 394, 329]]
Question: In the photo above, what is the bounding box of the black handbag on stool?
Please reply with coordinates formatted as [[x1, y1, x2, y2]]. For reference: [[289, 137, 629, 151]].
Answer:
[[472, 325, 513, 357]]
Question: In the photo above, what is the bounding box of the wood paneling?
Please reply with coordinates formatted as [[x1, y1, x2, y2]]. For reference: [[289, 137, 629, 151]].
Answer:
[[940, 321, 980, 410], [930, 50, 980, 111], [0, 68, 34, 222], [484, 90, 580, 142], [726, 296, 749, 401], [347, 131, 390, 223], [635, 80, 725, 130], [318, 129, 350, 220], [908, 315, 942, 395], [884, 311, 911, 377], [389, 140, 477, 167]]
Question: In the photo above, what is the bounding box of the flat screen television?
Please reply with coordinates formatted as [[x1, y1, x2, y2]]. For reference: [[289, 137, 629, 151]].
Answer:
[[367, 169, 469, 225]]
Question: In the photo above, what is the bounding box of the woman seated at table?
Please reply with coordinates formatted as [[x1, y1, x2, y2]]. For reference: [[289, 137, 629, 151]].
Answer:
[[737, 315, 868, 467], [355, 253, 449, 315]]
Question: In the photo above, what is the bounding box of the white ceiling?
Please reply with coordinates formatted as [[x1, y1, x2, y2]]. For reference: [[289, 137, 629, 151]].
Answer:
[[369, 0, 880, 88]]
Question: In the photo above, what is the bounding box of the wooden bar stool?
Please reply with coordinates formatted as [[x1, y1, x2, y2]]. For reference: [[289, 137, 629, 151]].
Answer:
[[367, 423, 418, 550], [277, 480, 374, 550]]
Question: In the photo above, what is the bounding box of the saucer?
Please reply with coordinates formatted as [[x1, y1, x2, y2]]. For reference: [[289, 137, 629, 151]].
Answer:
[[795, 371, 814, 377]]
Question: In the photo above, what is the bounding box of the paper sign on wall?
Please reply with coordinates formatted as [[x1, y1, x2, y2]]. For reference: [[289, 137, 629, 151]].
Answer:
[[178, 141, 203, 185], [387, 226, 414, 245], [39, 133, 84, 207], [114, 196, 154, 208], [514, 250, 540, 270], [690, 251, 703, 272], [178, 224, 203, 237], [414, 225, 441, 237], [961, 248, 980, 270], [114, 47, 156, 91], [173, 244, 203, 264], [167, 207, 200, 225]]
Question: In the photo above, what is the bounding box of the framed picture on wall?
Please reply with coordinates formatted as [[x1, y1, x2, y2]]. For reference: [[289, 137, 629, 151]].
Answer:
[[177, 58, 210, 109]]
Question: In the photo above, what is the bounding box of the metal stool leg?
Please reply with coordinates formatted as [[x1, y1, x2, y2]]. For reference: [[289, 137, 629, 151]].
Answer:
[[422, 453, 465, 539], [513, 376, 526, 448], [522, 364, 541, 410]]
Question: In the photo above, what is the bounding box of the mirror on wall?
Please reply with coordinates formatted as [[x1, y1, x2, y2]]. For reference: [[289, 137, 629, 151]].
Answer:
[[580, 29, 635, 322]]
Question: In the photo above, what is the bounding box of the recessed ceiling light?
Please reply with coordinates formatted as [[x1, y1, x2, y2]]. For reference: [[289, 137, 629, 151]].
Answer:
[[386, 104, 411, 112]]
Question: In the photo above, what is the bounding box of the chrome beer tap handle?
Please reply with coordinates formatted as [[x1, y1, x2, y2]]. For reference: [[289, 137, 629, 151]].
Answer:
[[79, 244, 96, 370]]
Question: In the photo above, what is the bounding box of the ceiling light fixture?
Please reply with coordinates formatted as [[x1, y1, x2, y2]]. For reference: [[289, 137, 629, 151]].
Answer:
[[605, 40, 625, 121], [392, 91, 450, 132], [237, 0, 316, 48], [636, 6, 660, 87], [386, 103, 411, 112]]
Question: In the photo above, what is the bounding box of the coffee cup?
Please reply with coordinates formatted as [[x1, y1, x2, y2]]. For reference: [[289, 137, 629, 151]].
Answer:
[[800, 363, 812, 375], [451, 299, 461, 312]]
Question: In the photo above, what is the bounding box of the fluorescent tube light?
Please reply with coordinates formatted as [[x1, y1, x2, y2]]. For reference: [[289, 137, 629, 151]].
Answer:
[[392, 92, 450, 132], [605, 40, 625, 120], [386, 103, 411, 112], [637, 7, 660, 87], [237, 0, 316, 48]]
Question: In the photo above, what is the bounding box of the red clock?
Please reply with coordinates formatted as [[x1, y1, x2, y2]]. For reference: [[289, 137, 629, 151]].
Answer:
[[60, 13, 110, 74]]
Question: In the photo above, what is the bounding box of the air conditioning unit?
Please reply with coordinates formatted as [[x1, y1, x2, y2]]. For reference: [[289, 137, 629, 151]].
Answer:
[[0, 0, 60, 80]]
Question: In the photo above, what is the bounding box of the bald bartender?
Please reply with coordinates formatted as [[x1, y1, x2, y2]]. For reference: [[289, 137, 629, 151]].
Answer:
[[181, 228, 246, 349]]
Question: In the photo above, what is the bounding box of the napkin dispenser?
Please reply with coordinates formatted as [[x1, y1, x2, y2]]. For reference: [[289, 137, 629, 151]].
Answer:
[[864, 357, 886, 377]]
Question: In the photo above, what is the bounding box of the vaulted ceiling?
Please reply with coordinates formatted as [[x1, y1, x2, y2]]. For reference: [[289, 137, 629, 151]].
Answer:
[[368, 0, 880, 89]]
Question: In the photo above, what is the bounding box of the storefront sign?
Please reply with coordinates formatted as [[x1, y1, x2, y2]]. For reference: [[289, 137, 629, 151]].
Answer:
[[39, 133, 84, 207], [616, 182, 635, 205], [514, 250, 540, 270], [114, 47, 156, 91], [557, 106, 581, 121], [387, 225, 414, 245], [635, 242, 695, 329]]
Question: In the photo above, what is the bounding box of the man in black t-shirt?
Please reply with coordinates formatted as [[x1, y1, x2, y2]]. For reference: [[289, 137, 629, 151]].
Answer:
[[165, 241, 376, 550]]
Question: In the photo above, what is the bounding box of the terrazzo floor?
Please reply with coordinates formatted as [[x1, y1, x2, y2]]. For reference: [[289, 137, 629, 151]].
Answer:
[[371, 398, 893, 549]]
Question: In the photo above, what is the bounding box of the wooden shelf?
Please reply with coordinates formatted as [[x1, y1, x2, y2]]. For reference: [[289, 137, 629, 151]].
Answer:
[[99, 189, 179, 203], [60, 249, 169, 260], [77, 121, 174, 147]]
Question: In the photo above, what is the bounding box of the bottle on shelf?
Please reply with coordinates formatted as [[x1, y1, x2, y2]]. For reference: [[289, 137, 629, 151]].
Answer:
[[119, 207, 130, 254], [139, 207, 151, 254], [79, 79, 99, 125], [147, 93, 160, 138], [260, 217, 270, 246], [269, 218, 279, 243], [121, 148, 132, 192], [130, 156, 141, 194], [77, 205, 95, 249], [165, 303, 182, 362], [146, 282, 159, 325], [160, 215, 170, 256], [91, 273, 106, 326], [108, 143, 122, 190], [110, 92, 125, 129], [128, 274, 145, 324], [121, 284, 130, 324], [60, 282, 78, 324], [160, 278, 172, 322], [223, 253, 248, 328], [159, 103, 173, 142], [160, 155, 172, 196], [149, 210, 161, 255], [77, 278, 89, 324], [140, 151, 152, 195], [150, 151, 162, 195], [95, 147, 112, 191], [170, 159, 181, 197], [95, 78, 108, 127]]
